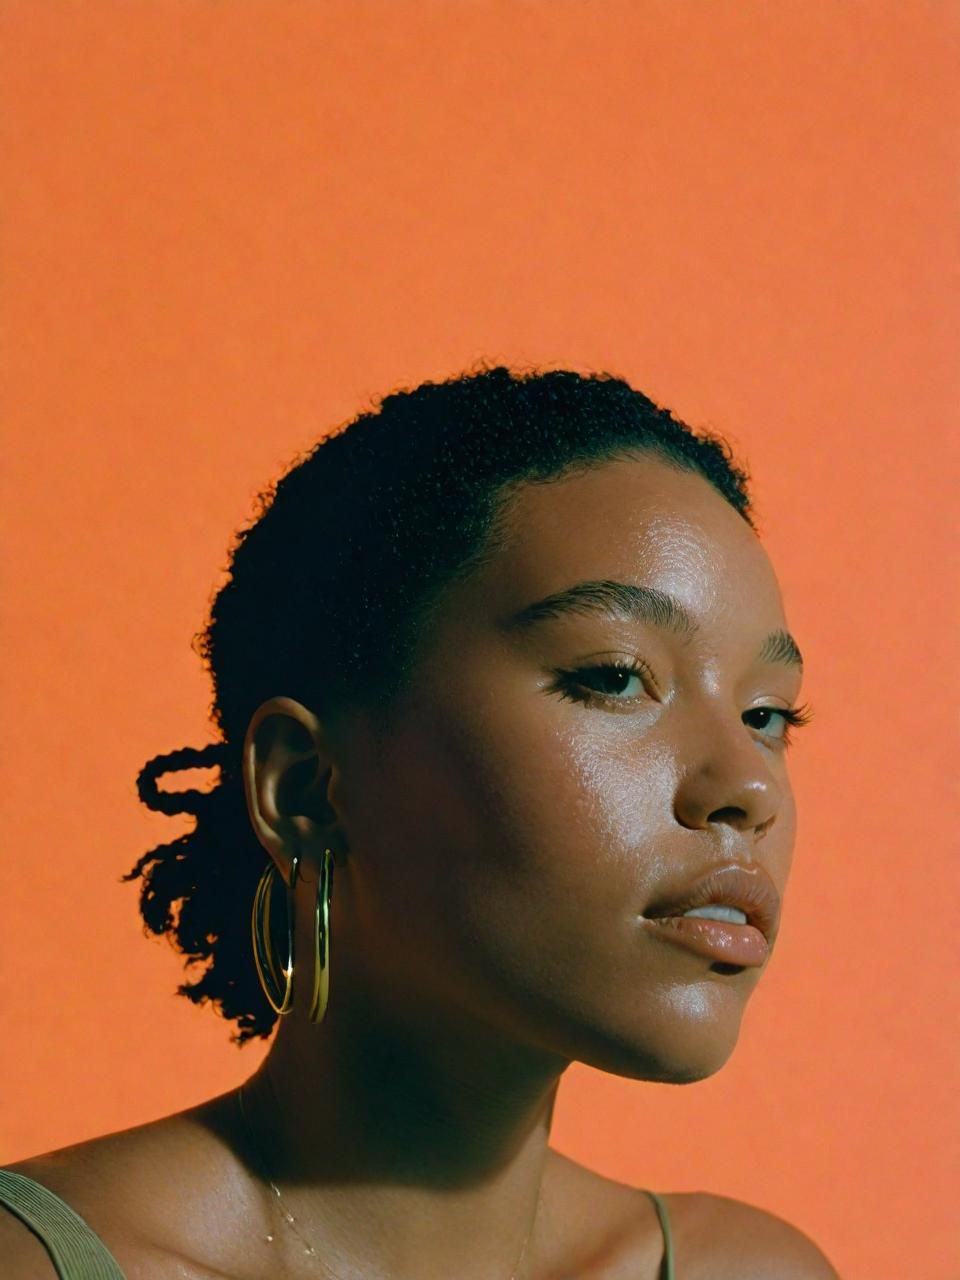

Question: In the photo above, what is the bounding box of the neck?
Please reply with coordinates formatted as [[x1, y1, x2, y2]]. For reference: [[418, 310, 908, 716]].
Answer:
[[238, 983, 570, 1280]]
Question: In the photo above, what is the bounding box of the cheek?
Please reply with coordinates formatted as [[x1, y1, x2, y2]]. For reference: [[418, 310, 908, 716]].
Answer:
[[370, 689, 678, 966]]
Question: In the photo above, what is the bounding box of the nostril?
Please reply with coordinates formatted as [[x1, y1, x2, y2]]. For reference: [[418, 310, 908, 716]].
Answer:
[[706, 805, 749, 827]]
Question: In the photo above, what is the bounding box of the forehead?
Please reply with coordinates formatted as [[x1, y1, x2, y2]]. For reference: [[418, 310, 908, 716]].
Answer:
[[468, 454, 786, 634]]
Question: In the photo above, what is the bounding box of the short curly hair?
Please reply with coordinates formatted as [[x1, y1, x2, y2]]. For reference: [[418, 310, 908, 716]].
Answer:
[[124, 363, 754, 1044]]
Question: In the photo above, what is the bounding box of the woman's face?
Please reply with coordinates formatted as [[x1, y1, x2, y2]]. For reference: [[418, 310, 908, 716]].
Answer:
[[330, 454, 803, 1083]]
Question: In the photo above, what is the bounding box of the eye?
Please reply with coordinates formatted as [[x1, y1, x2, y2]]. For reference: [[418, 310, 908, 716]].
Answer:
[[742, 702, 814, 748], [549, 658, 654, 707]]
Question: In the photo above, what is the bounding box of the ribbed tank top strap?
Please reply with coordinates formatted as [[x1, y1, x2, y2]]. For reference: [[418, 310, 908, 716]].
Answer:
[[643, 1188, 676, 1280], [0, 1169, 127, 1279]]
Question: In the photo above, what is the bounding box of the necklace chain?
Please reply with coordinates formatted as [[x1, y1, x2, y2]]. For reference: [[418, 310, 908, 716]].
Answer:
[[235, 1084, 539, 1280], [237, 1086, 321, 1260]]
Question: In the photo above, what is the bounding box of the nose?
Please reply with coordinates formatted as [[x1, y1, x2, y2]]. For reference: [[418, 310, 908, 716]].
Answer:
[[672, 710, 783, 836]]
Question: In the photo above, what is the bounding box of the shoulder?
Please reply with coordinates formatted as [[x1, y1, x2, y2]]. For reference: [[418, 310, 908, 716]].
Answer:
[[662, 1191, 840, 1279], [0, 1135, 169, 1279], [543, 1154, 839, 1280], [0, 1174, 60, 1279], [0, 1097, 252, 1279], [0, 1144, 126, 1280]]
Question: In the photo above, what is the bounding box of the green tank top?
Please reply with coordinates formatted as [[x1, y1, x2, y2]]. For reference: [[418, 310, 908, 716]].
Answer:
[[0, 1168, 676, 1278]]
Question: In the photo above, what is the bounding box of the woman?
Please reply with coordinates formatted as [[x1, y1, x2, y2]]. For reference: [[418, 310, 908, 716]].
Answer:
[[0, 365, 838, 1278]]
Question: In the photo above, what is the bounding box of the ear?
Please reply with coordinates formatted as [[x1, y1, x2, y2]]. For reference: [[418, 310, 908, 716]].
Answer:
[[242, 695, 346, 883]]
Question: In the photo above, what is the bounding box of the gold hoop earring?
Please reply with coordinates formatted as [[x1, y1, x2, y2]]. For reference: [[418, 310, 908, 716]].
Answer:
[[251, 847, 334, 1023]]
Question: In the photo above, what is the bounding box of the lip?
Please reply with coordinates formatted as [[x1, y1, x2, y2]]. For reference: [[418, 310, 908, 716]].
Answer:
[[641, 863, 781, 968]]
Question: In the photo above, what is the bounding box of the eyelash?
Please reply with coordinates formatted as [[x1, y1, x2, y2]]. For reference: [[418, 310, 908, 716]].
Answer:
[[550, 659, 815, 748]]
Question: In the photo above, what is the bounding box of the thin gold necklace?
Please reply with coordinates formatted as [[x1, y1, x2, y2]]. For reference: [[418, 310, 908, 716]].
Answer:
[[235, 1084, 540, 1280]]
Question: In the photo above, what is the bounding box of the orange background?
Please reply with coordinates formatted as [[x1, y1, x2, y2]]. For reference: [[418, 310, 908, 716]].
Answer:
[[1, 3, 957, 1277]]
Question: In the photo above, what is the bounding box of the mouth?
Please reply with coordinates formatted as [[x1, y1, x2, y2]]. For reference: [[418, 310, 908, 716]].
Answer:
[[640, 863, 781, 969]]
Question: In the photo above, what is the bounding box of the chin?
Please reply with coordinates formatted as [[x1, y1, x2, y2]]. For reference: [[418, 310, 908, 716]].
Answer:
[[587, 1035, 740, 1085], [570, 980, 749, 1084]]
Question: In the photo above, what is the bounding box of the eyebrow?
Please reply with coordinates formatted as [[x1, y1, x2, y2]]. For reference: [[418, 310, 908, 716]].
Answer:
[[500, 579, 804, 669]]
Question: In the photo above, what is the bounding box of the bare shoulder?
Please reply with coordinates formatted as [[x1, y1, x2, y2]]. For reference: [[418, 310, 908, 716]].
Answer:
[[0, 1185, 61, 1280], [0, 1096, 251, 1279], [543, 1153, 839, 1279], [662, 1191, 840, 1279], [0, 1137, 134, 1279]]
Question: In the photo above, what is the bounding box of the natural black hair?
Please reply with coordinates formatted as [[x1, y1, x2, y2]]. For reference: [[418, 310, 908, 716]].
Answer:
[[124, 363, 754, 1044]]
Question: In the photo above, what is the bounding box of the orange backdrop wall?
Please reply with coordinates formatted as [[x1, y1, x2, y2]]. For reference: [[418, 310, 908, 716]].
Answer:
[[1, 3, 956, 1277]]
